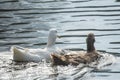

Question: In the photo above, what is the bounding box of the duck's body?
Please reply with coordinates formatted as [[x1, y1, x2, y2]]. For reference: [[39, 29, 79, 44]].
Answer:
[[12, 47, 43, 62], [11, 29, 62, 62], [51, 33, 101, 66], [51, 50, 100, 66]]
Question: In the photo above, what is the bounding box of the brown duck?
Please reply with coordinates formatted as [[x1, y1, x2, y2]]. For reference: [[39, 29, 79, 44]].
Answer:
[[51, 33, 101, 66]]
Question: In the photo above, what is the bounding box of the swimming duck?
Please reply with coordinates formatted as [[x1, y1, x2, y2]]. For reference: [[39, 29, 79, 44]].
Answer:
[[11, 29, 61, 62], [51, 33, 101, 66]]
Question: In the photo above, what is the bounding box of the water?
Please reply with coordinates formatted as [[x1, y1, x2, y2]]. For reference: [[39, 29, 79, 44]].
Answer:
[[0, 0, 120, 80]]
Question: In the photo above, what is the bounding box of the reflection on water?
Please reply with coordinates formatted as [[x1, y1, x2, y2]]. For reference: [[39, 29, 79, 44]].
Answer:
[[0, 0, 120, 80], [0, 52, 116, 80]]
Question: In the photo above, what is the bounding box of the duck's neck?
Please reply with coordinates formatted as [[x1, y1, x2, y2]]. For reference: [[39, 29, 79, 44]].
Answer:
[[47, 41, 55, 48], [47, 35, 56, 48], [87, 42, 95, 53]]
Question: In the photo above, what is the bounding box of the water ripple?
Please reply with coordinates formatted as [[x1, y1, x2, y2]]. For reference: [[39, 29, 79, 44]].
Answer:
[[0, 0, 120, 79]]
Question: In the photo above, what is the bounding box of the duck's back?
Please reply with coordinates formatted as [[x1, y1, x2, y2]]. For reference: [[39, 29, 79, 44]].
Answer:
[[12, 47, 43, 62]]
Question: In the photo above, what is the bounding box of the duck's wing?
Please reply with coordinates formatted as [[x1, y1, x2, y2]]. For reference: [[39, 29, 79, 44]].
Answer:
[[51, 54, 69, 66], [28, 48, 46, 54], [52, 48, 71, 55]]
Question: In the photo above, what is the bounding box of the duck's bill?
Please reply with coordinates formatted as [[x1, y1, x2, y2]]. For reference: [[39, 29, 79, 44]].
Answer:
[[57, 35, 61, 38]]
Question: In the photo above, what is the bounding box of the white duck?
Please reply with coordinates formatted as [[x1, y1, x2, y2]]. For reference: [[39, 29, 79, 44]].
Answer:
[[11, 29, 61, 62]]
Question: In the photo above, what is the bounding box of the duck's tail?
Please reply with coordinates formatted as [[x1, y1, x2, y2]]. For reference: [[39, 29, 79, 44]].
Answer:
[[11, 46, 42, 62], [11, 46, 26, 62], [51, 54, 69, 66], [11, 46, 29, 52]]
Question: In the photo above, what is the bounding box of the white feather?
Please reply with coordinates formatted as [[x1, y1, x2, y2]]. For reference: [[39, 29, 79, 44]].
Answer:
[[11, 29, 61, 62]]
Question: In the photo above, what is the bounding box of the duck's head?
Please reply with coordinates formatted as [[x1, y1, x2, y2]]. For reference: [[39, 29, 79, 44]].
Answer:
[[47, 29, 58, 47], [87, 33, 95, 43], [86, 33, 95, 53]]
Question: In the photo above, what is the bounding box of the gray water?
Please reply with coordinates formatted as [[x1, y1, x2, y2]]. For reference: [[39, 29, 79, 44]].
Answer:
[[0, 0, 120, 80]]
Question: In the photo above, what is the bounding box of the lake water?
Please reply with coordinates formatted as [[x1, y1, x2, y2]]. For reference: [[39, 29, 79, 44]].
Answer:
[[0, 0, 120, 80]]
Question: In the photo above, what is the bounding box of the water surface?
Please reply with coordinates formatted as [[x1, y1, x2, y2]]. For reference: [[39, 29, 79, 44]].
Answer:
[[0, 0, 120, 80]]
